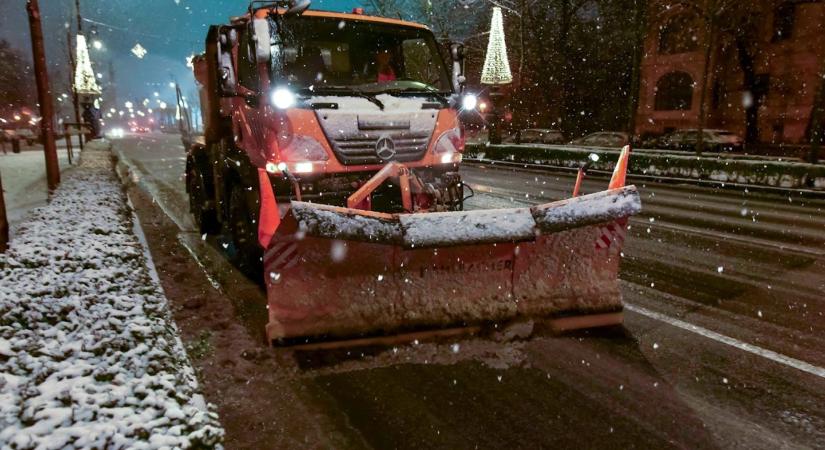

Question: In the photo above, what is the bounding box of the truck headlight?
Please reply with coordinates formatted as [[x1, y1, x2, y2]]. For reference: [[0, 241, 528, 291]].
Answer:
[[461, 94, 478, 111], [440, 153, 462, 164], [271, 87, 296, 109], [277, 135, 329, 162], [294, 162, 314, 173], [433, 127, 465, 155]]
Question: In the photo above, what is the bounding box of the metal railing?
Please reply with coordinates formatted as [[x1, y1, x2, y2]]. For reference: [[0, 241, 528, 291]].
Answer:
[[61, 122, 92, 165]]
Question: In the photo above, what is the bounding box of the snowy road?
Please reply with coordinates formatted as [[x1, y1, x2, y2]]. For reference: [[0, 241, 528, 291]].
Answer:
[[115, 133, 825, 449]]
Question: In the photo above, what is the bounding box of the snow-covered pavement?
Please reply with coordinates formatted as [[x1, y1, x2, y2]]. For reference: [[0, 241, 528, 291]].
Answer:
[[0, 141, 223, 448], [0, 149, 71, 237]]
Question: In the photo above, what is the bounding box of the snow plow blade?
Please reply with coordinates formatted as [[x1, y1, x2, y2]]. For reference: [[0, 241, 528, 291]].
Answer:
[[263, 185, 642, 344]]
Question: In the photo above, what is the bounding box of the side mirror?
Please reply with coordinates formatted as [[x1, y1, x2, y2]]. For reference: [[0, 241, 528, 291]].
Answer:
[[450, 43, 465, 61], [450, 43, 465, 92], [252, 18, 271, 63], [217, 28, 238, 96], [285, 0, 311, 16]]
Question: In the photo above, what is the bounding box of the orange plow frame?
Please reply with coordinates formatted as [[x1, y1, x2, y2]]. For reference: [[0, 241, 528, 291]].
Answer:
[[260, 146, 641, 343]]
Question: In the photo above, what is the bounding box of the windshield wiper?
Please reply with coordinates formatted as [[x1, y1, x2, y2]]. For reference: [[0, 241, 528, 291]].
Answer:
[[308, 86, 385, 110], [382, 87, 450, 105]]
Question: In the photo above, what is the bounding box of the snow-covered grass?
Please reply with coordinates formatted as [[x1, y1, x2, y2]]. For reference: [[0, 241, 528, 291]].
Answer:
[[0, 141, 223, 449], [0, 149, 71, 237]]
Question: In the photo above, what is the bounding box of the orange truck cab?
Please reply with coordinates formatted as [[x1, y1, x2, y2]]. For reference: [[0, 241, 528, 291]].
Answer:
[[185, 0, 478, 268]]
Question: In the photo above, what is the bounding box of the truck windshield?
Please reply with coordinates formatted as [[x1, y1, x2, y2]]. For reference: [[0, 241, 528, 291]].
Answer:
[[270, 16, 452, 95]]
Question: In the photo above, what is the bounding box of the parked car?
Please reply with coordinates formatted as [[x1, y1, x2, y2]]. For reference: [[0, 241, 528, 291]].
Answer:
[[18, 129, 37, 145], [570, 131, 631, 148], [659, 129, 744, 152], [0, 129, 22, 153], [505, 128, 566, 145], [1, 129, 16, 143]]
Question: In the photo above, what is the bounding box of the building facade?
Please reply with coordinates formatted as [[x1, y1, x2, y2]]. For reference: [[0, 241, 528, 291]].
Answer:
[[635, 0, 825, 145]]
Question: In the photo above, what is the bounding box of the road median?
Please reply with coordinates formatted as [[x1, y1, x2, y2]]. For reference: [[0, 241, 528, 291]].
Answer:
[[0, 140, 224, 448], [466, 143, 825, 191]]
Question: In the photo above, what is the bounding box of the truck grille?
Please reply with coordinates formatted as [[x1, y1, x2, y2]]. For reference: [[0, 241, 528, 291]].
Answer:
[[316, 108, 439, 166], [329, 131, 432, 165]]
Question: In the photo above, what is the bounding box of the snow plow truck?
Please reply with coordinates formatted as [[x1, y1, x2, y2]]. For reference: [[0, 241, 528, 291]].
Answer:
[[184, 0, 642, 345]]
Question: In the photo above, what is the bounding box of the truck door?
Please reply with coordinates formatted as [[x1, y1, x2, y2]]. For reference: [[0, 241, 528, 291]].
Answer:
[[234, 27, 268, 168]]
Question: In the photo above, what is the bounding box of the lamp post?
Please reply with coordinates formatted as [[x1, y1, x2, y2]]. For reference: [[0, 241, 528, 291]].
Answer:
[[480, 7, 513, 145]]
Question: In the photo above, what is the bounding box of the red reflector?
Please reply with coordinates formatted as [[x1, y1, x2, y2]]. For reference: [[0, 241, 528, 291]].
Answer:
[[352, 7, 364, 14]]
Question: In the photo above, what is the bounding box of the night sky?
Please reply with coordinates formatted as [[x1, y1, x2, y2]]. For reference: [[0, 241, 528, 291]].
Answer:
[[0, 0, 360, 108]]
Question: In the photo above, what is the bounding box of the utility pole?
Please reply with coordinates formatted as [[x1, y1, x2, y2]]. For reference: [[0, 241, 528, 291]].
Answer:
[[26, 0, 60, 192], [107, 60, 117, 111], [0, 171, 8, 253], [67, 30, 82, 150], [75, 0, 83, 33], [70, 0, 85, 150]]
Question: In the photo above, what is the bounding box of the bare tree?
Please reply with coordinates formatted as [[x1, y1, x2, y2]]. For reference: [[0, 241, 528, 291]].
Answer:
[[806, 55, 825, 164], [623, 0, 647, 135], [364, 0, 407, 17], [660, 0, 773, 154], [0, 40, 36, 118]]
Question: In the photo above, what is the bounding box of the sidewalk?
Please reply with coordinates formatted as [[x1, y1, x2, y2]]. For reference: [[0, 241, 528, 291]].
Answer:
[[0, 149, 71, 237], [0, 141, 223, 448]]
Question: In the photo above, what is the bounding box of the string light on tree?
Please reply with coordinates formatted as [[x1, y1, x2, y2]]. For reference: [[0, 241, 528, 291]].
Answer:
[[480, 6, 512, 145], [480, 7, 512, 85], [74, 34, 102, 99]]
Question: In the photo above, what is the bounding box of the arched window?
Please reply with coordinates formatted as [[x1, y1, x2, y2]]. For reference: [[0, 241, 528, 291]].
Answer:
[[655, 72, 694, 110], [658, 15, 700, 54]]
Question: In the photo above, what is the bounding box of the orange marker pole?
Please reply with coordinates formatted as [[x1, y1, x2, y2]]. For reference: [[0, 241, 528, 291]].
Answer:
[[609, 145, 632, 189], [572, 168, 585, 197]]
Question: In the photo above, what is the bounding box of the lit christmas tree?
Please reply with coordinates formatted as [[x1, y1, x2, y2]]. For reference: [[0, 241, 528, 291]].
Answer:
[[480, 7, 512, 85], [74, 34, 101, 97]]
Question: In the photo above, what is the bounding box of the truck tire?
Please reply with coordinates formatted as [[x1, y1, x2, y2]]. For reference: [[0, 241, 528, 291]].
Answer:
[[187, 168, 219, 234], [229, 183, 262, 273]]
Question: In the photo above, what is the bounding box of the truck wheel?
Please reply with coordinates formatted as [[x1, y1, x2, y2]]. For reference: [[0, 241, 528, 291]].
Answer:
[[229, 183, 262, 272], [187, 168, 218, 234]]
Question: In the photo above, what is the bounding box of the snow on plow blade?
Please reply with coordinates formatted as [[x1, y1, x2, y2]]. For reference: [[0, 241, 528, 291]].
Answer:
[[263, 186, 642, 343]]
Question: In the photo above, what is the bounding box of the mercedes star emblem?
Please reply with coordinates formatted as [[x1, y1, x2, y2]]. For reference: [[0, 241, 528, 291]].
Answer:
[[375, 136, 396, 160]]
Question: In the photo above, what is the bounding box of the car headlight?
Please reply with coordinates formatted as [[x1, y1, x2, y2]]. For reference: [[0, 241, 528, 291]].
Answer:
[[270, 87, 296, 110], [461, 94, 478, 111]]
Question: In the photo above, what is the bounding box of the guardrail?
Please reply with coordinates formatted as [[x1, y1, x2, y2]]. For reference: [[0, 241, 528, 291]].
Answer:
[[465, 143, 825, 190]]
